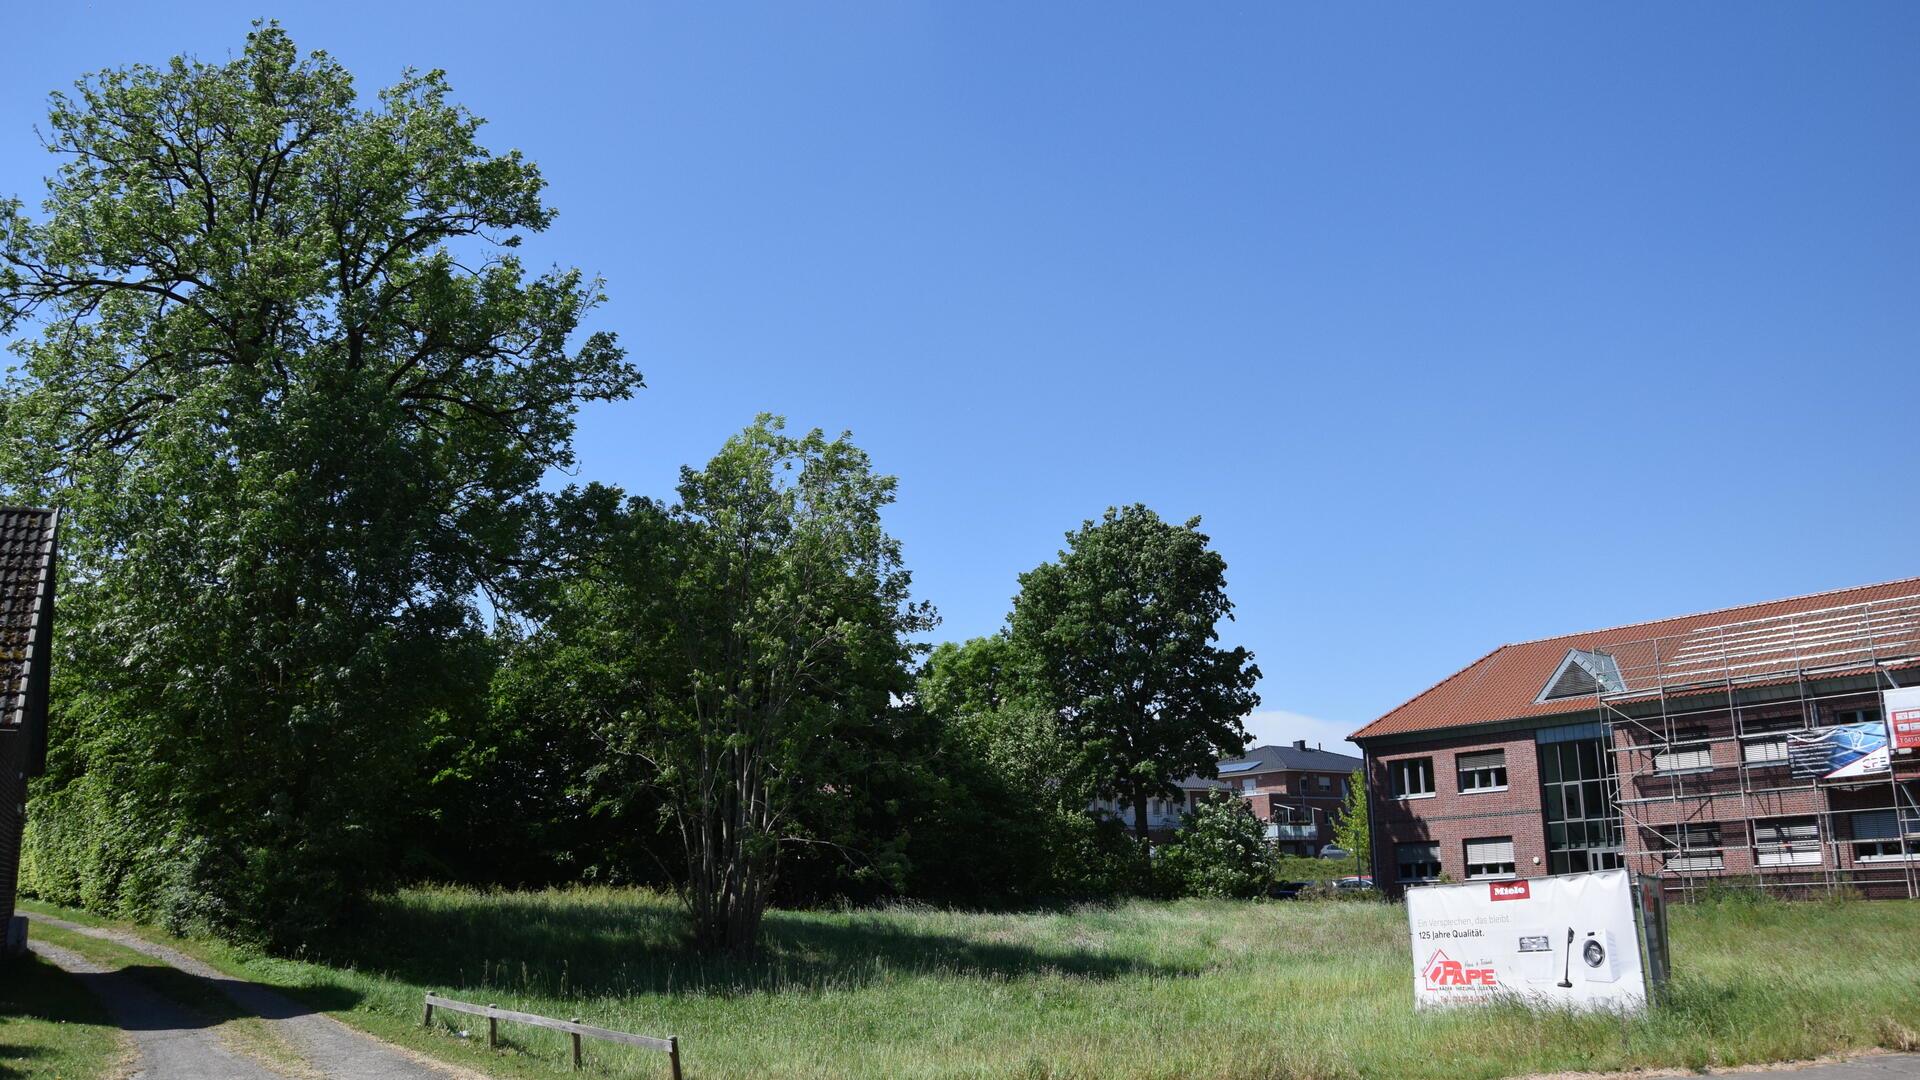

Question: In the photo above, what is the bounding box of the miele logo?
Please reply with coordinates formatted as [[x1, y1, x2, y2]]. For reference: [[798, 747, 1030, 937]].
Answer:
[[1489, 881, 1530, 902]]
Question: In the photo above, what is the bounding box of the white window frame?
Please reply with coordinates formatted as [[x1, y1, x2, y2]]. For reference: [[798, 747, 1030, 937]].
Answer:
[[1657, 822, 1724, 871], [1390, 757, 1436, 800], [1754, 817, 1823, 867], [1463, 837, 1516, 880], [1852, 808, 1920, 863], [1457, 750, 1509, 793], [1740, 735, 1789, 766], [1652, 730, 1714, 774]]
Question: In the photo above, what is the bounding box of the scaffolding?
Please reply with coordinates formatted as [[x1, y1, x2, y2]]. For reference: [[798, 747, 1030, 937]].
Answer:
[[1582, 594, 1920, 900]]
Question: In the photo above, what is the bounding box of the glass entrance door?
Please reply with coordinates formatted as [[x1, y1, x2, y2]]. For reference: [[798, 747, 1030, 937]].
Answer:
[[1539, 734, 1624, 873]]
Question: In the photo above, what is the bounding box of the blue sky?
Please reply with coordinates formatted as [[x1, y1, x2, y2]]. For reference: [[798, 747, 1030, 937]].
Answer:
[[8, 4, 1919, 752]]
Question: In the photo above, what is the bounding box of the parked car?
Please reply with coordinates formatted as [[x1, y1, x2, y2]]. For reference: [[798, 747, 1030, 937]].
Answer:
[[1266, 880, 1313, 900], [1318, 844, 1351, 860], [1332, 875, 1376, 893]]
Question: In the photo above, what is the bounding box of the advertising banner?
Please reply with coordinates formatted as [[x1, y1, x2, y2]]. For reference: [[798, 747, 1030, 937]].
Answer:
[[1405, 869, 1654, 1012], [1787, 723, 1889, 780], [1885, 686, 1920, 755]]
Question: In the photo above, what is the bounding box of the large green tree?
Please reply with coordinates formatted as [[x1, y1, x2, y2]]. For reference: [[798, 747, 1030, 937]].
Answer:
[[514, 418, 933, 954], [908, 635, 1140, 903], [1009, 505, 1260, 848], [0, 25, 639, 942]]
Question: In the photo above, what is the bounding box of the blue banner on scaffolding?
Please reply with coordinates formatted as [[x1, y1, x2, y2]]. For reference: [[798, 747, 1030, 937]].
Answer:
[[1786, 723, 1890, 780]]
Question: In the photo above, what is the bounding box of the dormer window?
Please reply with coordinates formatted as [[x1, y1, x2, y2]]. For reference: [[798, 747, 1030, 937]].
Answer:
[[1537, 648, 1625, 702]]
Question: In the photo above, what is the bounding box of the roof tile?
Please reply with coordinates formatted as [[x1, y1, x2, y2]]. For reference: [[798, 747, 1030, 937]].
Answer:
[[1352, 576, 1920, 742]]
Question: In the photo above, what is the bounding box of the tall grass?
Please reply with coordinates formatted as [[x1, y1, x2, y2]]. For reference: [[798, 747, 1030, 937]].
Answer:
[[25, 889, 1920, 1079]]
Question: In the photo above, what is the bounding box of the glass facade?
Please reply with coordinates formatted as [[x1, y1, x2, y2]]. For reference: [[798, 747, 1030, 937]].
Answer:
[[1537, 735, 1624, 874]]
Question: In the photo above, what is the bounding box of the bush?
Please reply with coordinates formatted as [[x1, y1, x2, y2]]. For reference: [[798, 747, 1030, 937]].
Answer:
[[1274, 854, 1358, 883], [1155, 797, 1275, 899]]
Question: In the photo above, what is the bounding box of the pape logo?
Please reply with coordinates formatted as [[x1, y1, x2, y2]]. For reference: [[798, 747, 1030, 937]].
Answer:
[[1423, 948, 1499, 989], [1489, 880, 1530, 902]]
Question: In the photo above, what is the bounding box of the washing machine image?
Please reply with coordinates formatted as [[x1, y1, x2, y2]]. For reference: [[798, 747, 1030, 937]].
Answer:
[[1579, 929, 1621, 983], [1514, 927, 1557, 983]]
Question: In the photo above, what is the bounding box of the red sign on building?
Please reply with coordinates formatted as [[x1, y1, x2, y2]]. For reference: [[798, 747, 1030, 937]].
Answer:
[[1885, 688, 1920, 753]]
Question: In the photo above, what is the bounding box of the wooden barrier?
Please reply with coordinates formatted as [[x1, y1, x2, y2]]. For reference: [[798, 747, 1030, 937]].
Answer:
[[423, 992, 682, 1078]]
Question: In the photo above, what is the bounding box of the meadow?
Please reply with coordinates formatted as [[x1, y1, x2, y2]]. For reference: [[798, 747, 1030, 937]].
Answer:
[[19, 889, 1920, 1080]]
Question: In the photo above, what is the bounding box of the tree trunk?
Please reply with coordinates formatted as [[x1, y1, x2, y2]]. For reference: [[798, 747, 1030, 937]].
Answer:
[[1132, 791, 1151, 848]]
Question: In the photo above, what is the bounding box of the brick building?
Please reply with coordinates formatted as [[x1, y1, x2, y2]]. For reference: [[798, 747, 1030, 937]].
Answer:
[[1197, 741, 1363, 855], [1096, 740, 1362, 853], [0, 508, 57, 955], [1351, 578, 1920, 899]]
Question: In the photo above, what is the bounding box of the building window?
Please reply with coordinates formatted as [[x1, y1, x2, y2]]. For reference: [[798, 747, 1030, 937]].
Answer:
[[1739, 713, 1799, 766], [1390, 758, 1435, 799], [1831, 706, 1880, 728], [1851, 808, 1920, 862], [1240, 777, 1255, 792], [1741, 733, 1790, 765], [1652, 729, 1713, 774], [1457, 750, 1508, 792], [1396, 842, 1442, 883], [1464, 837, 1516, 879], [1754, 817, 1822, 867], [1654, 822, 1724, 871], [1316, 775, 1332, 793]]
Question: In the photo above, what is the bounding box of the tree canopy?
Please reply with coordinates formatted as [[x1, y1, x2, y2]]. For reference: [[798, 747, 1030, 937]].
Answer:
[[506, 418, 935, 953], [1, 23, 639, 943], [1009, 505, 1260, 846]]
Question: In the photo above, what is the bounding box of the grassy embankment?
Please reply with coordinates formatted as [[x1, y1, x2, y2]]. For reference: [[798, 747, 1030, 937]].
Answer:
[[0, 938, 127, 1080], [21, 890, 1920, 1080]]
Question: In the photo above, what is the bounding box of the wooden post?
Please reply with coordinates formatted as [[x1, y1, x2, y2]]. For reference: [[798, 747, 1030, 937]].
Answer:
[[570, 1018, 583, 1070], [669, 1035, 683, 1080], [487, 1004, 498, 1049], [422, 995, 433, 1027]]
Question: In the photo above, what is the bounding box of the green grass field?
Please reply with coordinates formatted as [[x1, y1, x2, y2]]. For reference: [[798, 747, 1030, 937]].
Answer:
[[22, 890, 1920, 1080], [0, 945, 127, 1080]]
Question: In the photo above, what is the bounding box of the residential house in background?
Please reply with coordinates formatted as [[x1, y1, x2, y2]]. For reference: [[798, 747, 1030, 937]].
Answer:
[[1093, 739, 1363, 854], [0, 508, 58, 956], [1198, 741, 1364, 855], [1352, 577, 1920, 900]]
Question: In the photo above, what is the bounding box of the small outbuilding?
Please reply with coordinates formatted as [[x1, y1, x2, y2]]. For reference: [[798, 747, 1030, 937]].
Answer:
[[0, 507, 57, 955]]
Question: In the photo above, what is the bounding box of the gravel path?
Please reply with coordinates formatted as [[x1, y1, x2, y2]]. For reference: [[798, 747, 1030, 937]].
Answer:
[[1782, 1058, 1920, 1078], [28, 914, 470, 1080], [30, 938, 290, 1080]]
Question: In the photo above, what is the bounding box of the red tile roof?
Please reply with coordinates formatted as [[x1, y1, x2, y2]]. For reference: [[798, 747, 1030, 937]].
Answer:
[[1351, 576, 1920, 742]]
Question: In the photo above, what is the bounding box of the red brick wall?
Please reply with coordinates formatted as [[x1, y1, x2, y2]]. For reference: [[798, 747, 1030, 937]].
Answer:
[[1239, 769, 1355, 853], [1367, 694, 1920, 900], [1368, 728, 1550, 894]]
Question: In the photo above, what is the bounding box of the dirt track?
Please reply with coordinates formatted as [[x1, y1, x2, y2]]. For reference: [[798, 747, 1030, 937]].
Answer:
[[28, 914, 472, 1080]]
